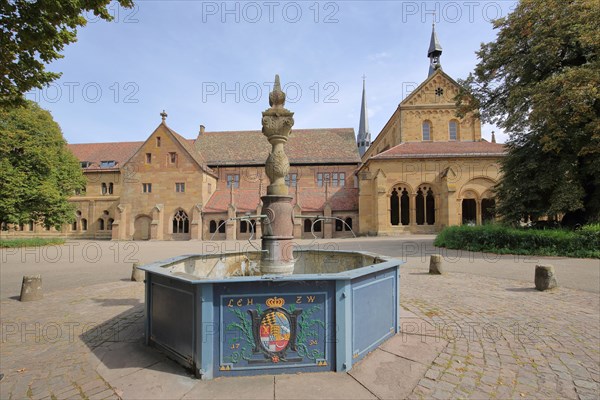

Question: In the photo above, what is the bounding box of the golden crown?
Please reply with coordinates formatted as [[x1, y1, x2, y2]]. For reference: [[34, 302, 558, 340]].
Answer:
[[265, 297, 285, 308]]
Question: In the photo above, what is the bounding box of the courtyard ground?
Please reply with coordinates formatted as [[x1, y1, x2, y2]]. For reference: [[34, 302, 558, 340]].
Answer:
[[0, 237, 599, 399]]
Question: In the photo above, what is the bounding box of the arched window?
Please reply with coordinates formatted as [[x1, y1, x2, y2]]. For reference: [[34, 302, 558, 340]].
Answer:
[[335, 219, 343, 231], [416, 189, 425, 225], [390, 189, 400, 225], [304, 219, 312, 233], [107, 218, 114, 230], [172, 210, 189, 234], [422, 121, 431, 141], [81, 218, 88, 231], [449, 120, 458, 141], [240, 220, 248, 233], [209, 220, 217, 233], [313, 219, 322, 232], [426, 188, 435, 225], [400, 189, 410, 226], [345, 217, 353, 231], [462, 199, 477, 225], [218, 220, 226, 233], [101, 183, 107, 195], [72, 221, 77, 231], [108, 183, 114, 194], [98, 218, 105, 230]]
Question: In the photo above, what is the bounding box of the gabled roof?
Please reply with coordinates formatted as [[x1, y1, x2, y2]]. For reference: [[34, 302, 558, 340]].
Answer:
[[162, 124, 215, 176], [68, 141, 142, 171], [195, 128, 361, 166], [400, 68, 459, 107], [370, 141, 505, 160]]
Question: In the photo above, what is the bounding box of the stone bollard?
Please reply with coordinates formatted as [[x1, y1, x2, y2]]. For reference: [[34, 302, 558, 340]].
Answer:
[[131, 263, 145, 282], [20, 275, 43, 302], [429, 254, 443, 275], [535, 264, 557, 291]]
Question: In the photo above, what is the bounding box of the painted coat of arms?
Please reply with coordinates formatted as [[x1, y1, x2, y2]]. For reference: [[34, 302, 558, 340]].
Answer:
[[221, 294, 328, 371]]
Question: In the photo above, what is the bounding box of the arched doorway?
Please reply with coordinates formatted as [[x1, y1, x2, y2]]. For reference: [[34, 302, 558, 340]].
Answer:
[[482, 198, 496, 224], [462, 199, 477, 225], [134, 215, 152, 240], [390, 186, 410, 226]]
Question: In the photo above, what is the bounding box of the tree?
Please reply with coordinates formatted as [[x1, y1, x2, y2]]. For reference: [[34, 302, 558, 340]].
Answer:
[[1, 0, 133, 108], [0, 101, 86, 229], [456, 0, 600, 224]]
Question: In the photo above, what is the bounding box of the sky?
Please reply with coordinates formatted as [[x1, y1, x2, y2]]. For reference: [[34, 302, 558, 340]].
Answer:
[[27, 0, 519, 145]]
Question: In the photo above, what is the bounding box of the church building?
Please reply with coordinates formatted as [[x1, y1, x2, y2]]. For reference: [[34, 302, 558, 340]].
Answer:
[[357, 23, 504, 234]]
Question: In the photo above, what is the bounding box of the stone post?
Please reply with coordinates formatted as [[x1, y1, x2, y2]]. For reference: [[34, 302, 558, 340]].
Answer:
[[429, 255, 443, 275], [20, 275, 43, 301], [535, 264, 557, 291], [131, 263, 145, 282]]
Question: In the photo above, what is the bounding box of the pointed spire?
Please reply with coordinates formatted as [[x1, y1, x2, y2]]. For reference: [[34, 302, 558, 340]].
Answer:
[[357, 75, 371, 157], [428, 21, 443, 77]]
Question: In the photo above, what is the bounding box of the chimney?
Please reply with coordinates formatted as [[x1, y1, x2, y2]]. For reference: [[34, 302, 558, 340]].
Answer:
[[199, 125, 205, 135], [491, 131, 496, 143]]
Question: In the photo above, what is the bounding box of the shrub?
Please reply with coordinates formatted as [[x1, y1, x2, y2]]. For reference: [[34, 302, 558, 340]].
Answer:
[[434, 224, 600, 259]]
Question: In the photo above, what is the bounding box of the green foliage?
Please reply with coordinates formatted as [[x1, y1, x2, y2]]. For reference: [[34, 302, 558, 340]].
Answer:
[[434, 224, 600, 259], [0, 0, 134, 108], [0, 237, 65, 248], [456, 0, 600, 224], [0, 101, 85, 228]]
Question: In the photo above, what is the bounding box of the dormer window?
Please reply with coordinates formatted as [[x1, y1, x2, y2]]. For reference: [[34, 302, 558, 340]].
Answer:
[[80, 161, 92, 168], [100, 160, 116, 168]]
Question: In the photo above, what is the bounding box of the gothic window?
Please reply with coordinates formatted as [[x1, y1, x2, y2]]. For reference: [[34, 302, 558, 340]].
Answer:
[[400, 189, 410, 225], [218, 220, 226, 233], [335, 219, 343, 231], [172, 210, 190, 234], [449, 120, 458, 141], [313, 219, 322, 232], [240, 220, 248, 233], [108, 218, 114, 230], [101, 183, 107, 195], [72, 221, 77, 231], [209, 220, 217, 233], [422, 121, 432, 141], [81, 218, 88, 231], [108, 182, 114, 194], [462, 199, 477, 225], [98, 218, 105, 231]]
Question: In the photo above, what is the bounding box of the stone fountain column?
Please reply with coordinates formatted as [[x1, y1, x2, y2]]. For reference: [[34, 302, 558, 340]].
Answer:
[[260, 75, 295, 275]]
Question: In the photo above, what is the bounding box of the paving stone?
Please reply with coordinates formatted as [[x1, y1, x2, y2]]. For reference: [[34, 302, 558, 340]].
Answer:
[[275, 373, 375, 400]]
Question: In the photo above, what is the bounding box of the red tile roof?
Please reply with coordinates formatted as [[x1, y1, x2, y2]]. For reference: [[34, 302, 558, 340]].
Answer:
[[68, 141, 142, 170], [195, 128, 361, 166], [203, 187, 359, 213], [371, 141, 505, 160]]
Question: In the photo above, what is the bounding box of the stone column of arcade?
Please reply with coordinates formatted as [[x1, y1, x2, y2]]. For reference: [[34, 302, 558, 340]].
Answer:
[[260, 75, 296, 275]]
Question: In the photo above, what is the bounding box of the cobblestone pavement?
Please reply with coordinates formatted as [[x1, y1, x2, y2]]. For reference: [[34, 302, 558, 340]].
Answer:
[[402, 273, 600, 400], [1, 267, 599, 399], [0, 282, 146, 400]]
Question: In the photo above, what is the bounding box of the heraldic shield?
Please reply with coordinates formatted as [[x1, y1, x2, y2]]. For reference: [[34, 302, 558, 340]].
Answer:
[[248, 297, 303, 363]]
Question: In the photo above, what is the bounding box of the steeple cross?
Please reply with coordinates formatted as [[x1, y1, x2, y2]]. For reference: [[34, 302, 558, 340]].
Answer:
[[160, 110, 168, 122]]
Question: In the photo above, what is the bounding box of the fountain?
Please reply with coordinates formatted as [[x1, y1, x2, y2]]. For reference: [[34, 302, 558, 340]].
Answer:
[[138, 76, 402, 379]]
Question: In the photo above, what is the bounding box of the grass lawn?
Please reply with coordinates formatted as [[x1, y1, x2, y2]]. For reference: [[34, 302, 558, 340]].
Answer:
[[0, 237, 66, 248]]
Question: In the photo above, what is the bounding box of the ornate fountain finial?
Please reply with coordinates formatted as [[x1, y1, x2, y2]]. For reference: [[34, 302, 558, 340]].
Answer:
[[262, 74, 295, 196], [269, 74, 286, 108]]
